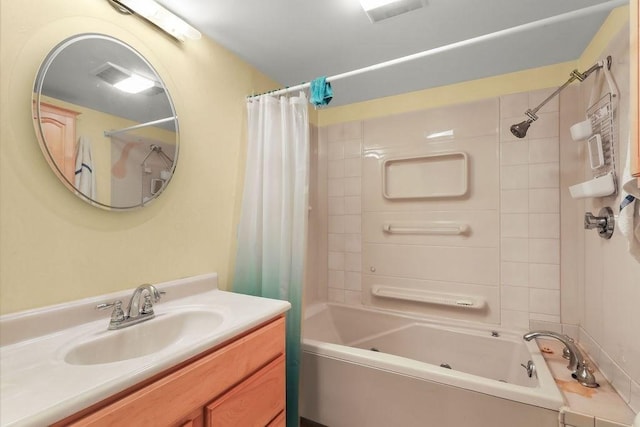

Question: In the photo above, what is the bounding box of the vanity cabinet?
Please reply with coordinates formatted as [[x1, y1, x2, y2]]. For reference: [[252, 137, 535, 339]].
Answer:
[[54, 316, 285, 427]]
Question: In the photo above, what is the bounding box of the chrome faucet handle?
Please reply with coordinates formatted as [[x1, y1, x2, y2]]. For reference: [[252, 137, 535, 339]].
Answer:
[[573, 360, 599, 388], [584, 207, 615, 239], [140, 294, 155, 315], [584, 212, 607, 228], [96, 300, 125, 322], [126, 284, 165, 317]]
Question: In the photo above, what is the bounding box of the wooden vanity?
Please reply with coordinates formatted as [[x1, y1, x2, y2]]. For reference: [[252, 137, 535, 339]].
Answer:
[[53, 316, 286, 427]]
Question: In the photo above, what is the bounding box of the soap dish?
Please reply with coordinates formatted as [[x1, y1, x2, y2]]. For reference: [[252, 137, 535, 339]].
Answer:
[[569, 171, 616, 199]]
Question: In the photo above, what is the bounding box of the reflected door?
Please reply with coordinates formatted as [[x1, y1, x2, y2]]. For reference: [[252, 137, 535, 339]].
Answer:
[[36, 102, 79, 183]]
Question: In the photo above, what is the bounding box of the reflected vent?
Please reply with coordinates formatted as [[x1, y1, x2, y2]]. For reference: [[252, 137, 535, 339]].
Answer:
[[91, 62, 165, 95], [361, 0, 425, 23]]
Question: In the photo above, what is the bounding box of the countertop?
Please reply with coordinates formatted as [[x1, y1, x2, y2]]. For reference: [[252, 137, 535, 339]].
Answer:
[[0, 273, 290, 426], [537, 338, 636, 426]]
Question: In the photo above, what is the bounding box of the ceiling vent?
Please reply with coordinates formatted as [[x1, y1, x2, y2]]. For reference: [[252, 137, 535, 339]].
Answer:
[[360, 0, 425, 23], [91, 62, 165, 95]]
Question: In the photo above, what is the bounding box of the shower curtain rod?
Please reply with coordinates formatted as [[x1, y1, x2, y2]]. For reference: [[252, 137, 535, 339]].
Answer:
[[248, 0, 627, 100], [104, 116, 176, 137]]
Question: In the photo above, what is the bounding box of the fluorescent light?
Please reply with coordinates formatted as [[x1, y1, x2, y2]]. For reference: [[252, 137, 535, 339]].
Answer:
[[113, 0, 201, 41], [113, 74, 155, 93]]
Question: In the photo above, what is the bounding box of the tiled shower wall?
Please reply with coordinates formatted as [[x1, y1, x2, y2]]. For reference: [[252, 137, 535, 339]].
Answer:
[[316, 89, 562, 329], [324, 122, 364, 306], [498, 91, 561, 329]]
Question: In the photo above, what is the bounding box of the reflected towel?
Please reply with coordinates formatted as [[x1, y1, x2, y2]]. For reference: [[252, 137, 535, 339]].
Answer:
[[310, 77, 333, 107], [75, 136, 96, 198], [619, 137, 640, 262]]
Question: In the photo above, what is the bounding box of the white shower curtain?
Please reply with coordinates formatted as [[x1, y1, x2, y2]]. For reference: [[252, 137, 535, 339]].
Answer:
[[233, 92, 309, 427]]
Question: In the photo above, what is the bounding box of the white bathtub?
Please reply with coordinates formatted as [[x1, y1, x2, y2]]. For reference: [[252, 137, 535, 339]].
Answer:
[[300, 303, 564, 427]]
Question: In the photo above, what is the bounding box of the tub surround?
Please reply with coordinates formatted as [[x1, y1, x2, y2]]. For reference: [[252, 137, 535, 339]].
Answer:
[[307, 17, 639, 418], [0, 273, 290, 426]]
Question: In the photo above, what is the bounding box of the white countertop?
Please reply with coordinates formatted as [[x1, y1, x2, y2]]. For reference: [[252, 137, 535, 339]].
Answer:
[[0, 273, 290, 426], [538, 338, 636, 426]]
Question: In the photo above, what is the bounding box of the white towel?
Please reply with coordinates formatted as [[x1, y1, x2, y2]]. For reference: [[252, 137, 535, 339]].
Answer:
[[74, 136, 96, 199], [619, 137, 640, 262]]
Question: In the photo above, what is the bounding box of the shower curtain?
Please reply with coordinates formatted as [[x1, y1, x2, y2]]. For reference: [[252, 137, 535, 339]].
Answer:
[[233, 92, 309, 427]]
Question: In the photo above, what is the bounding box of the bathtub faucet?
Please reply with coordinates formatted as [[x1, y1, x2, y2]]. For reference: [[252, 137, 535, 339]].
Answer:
[[523, 330, 599, 388]]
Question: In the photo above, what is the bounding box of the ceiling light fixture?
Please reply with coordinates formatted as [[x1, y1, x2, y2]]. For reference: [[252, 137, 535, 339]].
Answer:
[[92, 62, 163, 95], [359, 0, 425, 23], [107, 0, 201, 42], [113, 74, 156, 94]]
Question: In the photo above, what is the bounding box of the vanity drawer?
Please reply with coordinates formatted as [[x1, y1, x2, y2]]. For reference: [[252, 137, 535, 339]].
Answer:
[[205, 355, 285, 426], [62, 316, 285, 427]]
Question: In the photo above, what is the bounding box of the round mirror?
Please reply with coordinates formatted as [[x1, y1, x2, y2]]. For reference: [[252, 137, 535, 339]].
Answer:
[[33, 34, 179, 210]]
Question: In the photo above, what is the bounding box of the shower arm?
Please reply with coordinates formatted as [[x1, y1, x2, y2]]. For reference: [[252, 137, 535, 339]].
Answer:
[[524, 57, 610, 122]]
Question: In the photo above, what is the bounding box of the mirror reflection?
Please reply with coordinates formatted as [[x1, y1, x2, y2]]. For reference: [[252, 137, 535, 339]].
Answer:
[[33, 34, 179, 210]]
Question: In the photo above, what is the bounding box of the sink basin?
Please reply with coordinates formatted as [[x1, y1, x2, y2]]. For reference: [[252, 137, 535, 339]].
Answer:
[[63, 309, 224, 365]]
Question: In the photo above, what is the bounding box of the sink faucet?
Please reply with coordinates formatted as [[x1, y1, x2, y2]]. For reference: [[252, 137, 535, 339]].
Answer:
[[523, 330, 599, 388], [96, 284, 165, 330], [126, 284, 164, 319]]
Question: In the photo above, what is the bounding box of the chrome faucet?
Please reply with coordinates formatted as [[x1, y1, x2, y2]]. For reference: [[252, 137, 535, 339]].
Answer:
[[523, 330, 599, 388], [96, 284, 165, 330]]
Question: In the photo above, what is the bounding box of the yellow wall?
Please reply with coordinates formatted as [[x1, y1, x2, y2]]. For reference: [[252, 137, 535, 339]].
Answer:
[[0, 0, 278, 314], [318, 6, 630, 126], [0, 1, 628, 315]]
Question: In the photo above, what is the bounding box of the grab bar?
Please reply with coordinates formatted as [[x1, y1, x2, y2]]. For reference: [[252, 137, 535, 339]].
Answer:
[[371, 286, 486, 309], [382, 223, 470, 235]]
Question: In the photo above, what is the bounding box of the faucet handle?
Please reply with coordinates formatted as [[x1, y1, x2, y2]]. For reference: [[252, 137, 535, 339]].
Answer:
[[96, 300, 125, 322], [140, 295, 155, 315], [144, 284, 165, 302], [584, 207, 615, 239], [572, 360, 599, 388], [584, 212, 607, 229], [139, 288, 166, 315]]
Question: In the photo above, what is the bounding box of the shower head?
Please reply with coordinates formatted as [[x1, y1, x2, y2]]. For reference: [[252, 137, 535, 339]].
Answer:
[[510, 119, 532, 139]]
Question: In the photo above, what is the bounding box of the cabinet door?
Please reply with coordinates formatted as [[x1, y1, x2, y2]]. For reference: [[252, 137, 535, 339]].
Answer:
[[176, 409, 204, 427], [266, 411, 285, 427], [206, 355, 285, 427]]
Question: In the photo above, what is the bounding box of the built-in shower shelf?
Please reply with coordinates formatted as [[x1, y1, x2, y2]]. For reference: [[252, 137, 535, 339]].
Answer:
[[382, 152, 468, 199], [371, 285, 486, 309]]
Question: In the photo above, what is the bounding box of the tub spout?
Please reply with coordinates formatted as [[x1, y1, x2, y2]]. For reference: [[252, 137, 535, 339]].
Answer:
[[523, 331, 580, 372], [523, 330, 599, 388]]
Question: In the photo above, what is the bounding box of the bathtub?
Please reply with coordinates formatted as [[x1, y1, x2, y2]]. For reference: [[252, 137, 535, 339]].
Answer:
[[300, 303, 564, 427]]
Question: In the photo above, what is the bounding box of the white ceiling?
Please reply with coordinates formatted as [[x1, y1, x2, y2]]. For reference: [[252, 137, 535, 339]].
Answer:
[[163, 1, 618, 106]]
